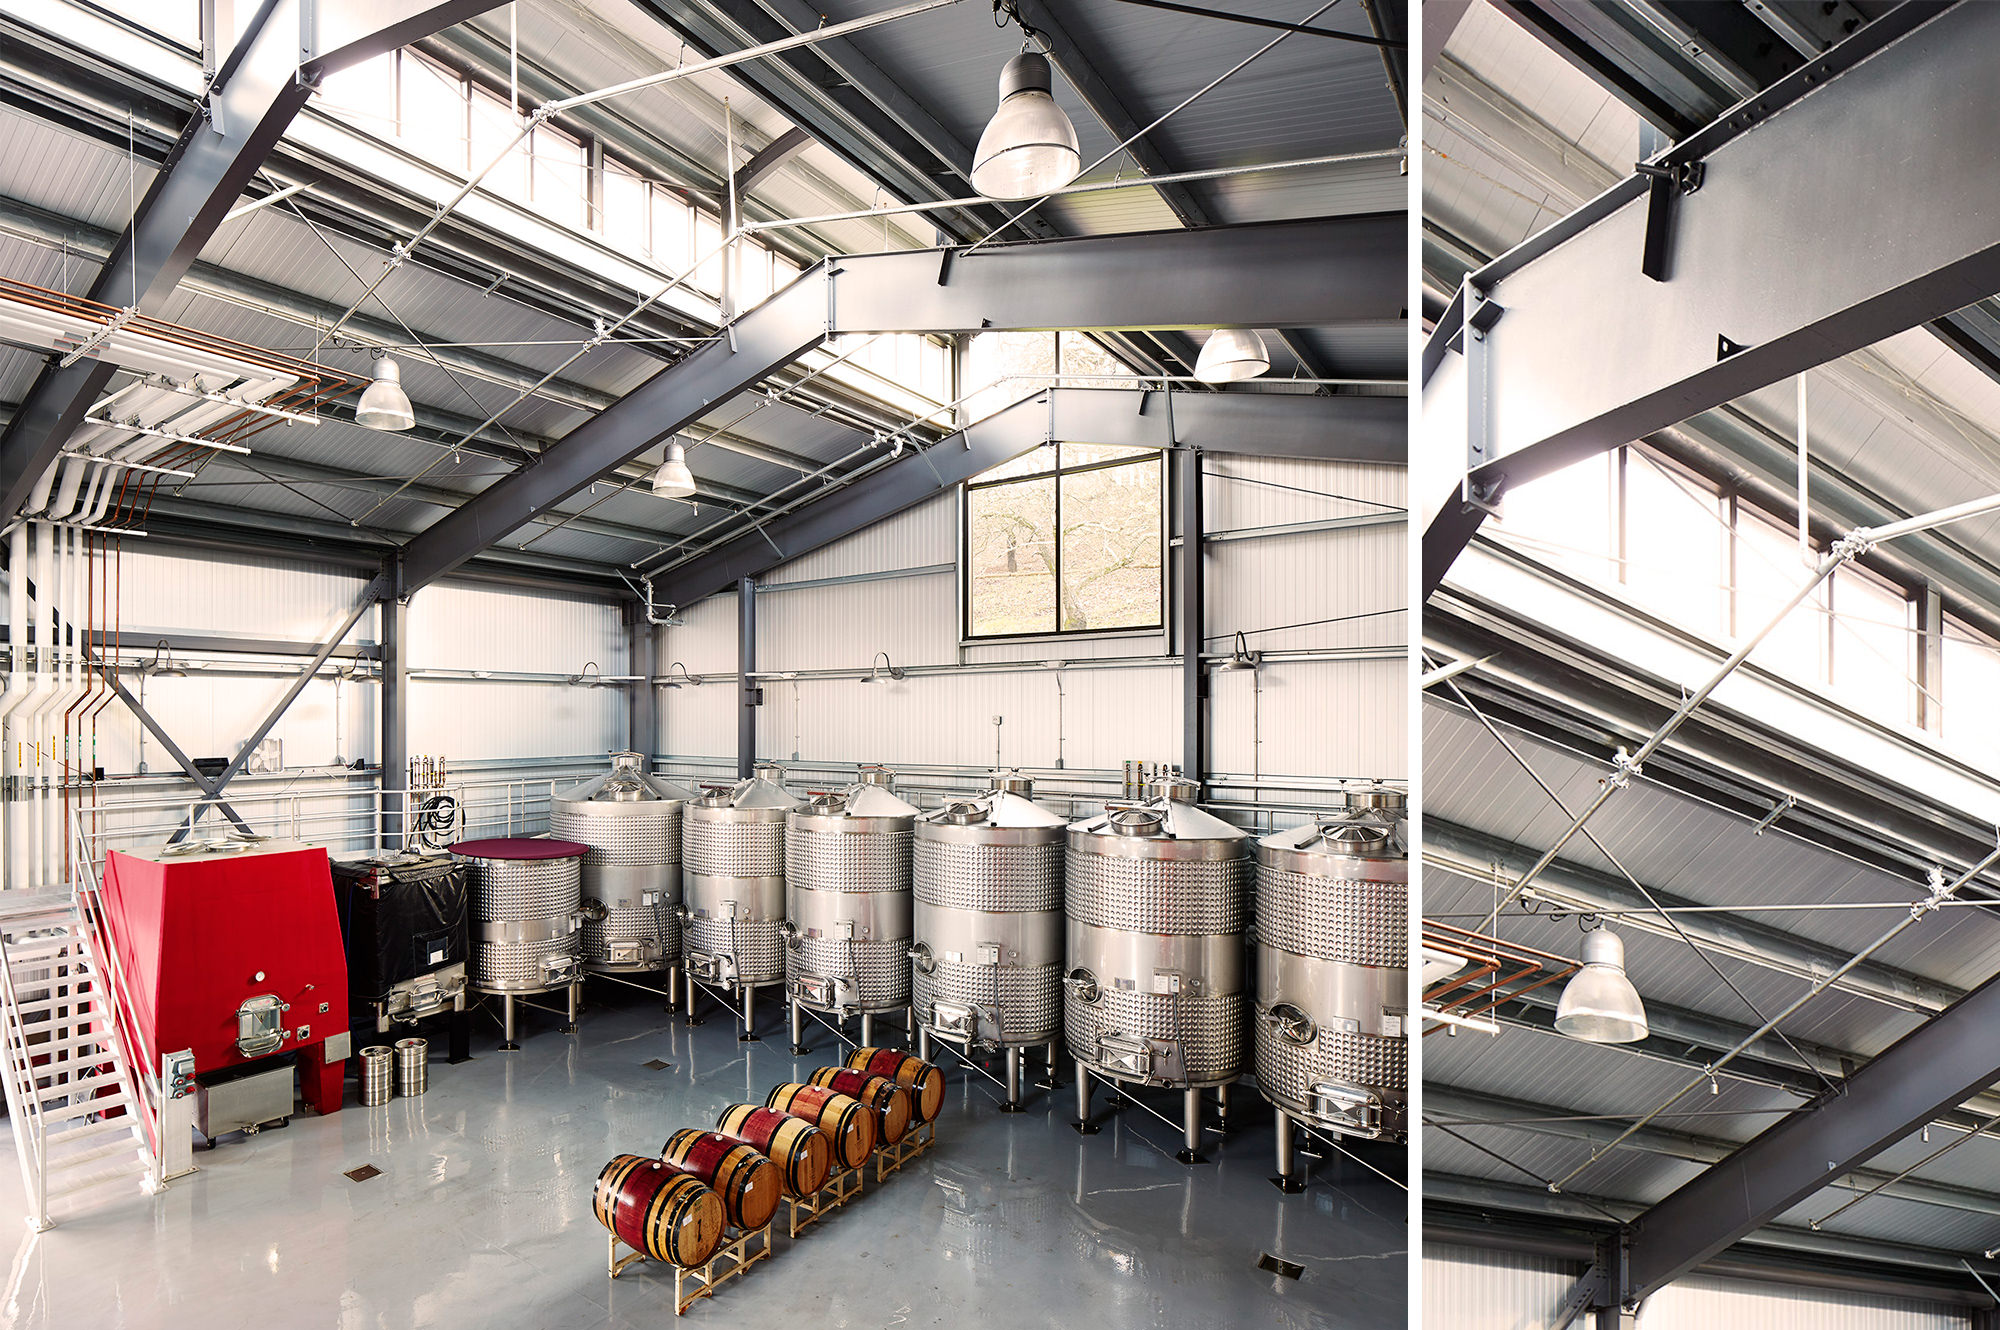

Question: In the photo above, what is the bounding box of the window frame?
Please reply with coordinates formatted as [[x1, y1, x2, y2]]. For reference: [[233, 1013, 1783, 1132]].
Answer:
[[956, 443, 1168, 645]]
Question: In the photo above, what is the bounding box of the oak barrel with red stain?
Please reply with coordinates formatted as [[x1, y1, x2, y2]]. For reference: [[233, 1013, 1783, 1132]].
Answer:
[[716, 1103, 832, 1197], [808, 1066, 913, 1145], [846, 1047, 945, 1123], [592, 1154, 727, 1267], [765, 1082, 876, 1169], [661, 1129, 782, 1232]]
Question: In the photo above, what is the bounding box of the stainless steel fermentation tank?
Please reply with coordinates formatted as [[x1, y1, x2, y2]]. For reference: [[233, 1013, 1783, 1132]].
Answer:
[[1065, 779, 1252, 1163], [910, 770, 1067, 1110], [1257, 801, 1408, 1190], [681, 764, 800, 1039], [447, 837, 588, 1050], [785, 766, 919, 1051], [550, 752, 696, 994]]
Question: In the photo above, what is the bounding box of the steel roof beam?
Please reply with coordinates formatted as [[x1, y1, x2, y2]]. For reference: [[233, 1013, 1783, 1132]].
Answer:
[[396, 214, 1402, 592], [650, 386, 1405, 609], [0, 0, 501, 521], [1620, 956, 2000, 1301], [1422, 2, 1972, 599]]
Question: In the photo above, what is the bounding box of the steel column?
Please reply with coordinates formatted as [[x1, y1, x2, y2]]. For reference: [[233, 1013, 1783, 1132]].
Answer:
[[381, 587, 407, 850], [626, 600, 656, 759], [0, 0, 500, 520], [737, 577, 756, 779], [1421, 3, 1974, 599], [1179, 449, 1205, 788], [652, 389, 1403, 609]]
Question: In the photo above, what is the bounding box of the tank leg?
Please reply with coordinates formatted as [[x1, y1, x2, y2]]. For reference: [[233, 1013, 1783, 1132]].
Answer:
[[447, 994, 472, 1064], [788, 997, 808, 1055], [1216, 1082, 1233, 1131], [1072, 1061, 1098, 1135], [685, 973, 704, 1027], [999, 1047, 1025, 1112], [917, 1025, 932, 1062], [499, 994, 519, 1052], [1271, 1108, 1304, 1193], [1036, 1039, 1061, 1090], [666, 965, 679, 1010], [560, 981, 579, 1035], [1175, 1088, 1207, 1165], [739, 984, 760, 1042], [904, 1006, 915, 1041], [860, 1011, 874, 1047]]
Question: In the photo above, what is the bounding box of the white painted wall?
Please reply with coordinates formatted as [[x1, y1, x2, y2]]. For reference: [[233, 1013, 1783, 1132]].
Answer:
[[1424, 1244, 1970, 1330]]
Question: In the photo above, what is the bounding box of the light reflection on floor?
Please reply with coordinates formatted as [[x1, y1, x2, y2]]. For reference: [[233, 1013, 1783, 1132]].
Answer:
[[0, 991, 1405, 1328]]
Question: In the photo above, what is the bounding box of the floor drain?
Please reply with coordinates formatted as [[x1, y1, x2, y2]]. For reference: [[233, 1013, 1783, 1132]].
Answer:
[[1258, 1253, 1304, 1280], [643, 1059, 674, 1071], [345, 1165, 382, 1183]]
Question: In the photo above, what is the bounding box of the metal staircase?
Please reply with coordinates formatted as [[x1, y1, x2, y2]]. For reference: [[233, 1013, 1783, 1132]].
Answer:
[[0, 885, 159, 1231]]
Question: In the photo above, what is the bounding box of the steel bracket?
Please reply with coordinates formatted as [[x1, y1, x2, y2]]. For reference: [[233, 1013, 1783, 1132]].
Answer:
[[1461, 285, 1505, 510], [1636, 159, 1704, 282]]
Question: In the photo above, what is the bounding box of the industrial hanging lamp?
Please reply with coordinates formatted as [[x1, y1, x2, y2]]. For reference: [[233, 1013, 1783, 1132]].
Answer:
[[1554, 926, 1649, 1044], [651, 440, 696, 498], [1194, 329, 1271, 384], [355, 355, 415, 431], [971, 48, 1081, 200]]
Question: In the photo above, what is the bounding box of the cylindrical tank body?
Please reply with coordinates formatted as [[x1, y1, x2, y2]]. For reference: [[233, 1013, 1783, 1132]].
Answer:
[[911, 772, 1066, 1050], [551, 752, 698, 974], [1064, 793, 1251, 1089], [784, 770, 918, 1016], [1255, 808, 1408, 1140], [681, 765, 799, 987], [448, 838, 587, 994]]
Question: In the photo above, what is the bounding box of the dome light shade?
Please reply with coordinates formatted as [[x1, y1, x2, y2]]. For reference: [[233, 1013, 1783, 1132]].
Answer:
[[1554, 929, 1649, 1044], [971, 52, 1081, 200], [355, 356, 415, 431], [1194, 328, 1271, 384], [651, 441, 696, 498]]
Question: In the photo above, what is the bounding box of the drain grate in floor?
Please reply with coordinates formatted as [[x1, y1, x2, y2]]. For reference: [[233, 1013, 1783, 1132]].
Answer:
[[1258, 1253, 1304, 1280], [345, 1165, 383, 1183], [643, 1059, 674, 1071]]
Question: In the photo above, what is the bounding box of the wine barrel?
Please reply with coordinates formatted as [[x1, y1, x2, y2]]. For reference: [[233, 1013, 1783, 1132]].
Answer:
[[765, 1082, 876, 1169], [592, 1154, 727, 1267], [662, 1129, 782, 1233], [847, 1046, 946, 1123], [808, 1066, 912, 1145], [716, 1103, 832, 1198]]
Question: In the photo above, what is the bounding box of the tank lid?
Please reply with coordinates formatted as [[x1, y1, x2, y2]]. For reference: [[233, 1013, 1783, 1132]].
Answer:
[[448, 836, 588, 860], [938, 799, 987, 826], [1142, 768, 1201, 801], [1261, 810, 1402, 858], [1073, 794, 1249, 842], [857, 764, 896, 787], [986, 768, 1035, 795], [700, 773, 803, 811], [1107, 806, 1165, 838], [922, 789, 1066, 829], [1343, 779, 1408, 812], [555, 751, 698, 805], [833, 782, 921, 819]]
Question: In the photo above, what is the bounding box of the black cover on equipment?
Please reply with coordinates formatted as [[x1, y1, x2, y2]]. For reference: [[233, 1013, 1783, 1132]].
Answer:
[[331, 853, 468, 999]]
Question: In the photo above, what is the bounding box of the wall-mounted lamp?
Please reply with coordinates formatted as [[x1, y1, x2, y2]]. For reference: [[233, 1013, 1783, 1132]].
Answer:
[[1217, 631, 1262, 671], [663, 662, 702, 688], [144, 639, 187, 678], [568, 662, 605, 688], [860, 651, 905, 684]]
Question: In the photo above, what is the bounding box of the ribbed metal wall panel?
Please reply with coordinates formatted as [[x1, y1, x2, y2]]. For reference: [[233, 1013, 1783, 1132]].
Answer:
[[109, 545, 377, 642], [1424, 1245, 1971, 1330], [1210, 656, 1406, 780], [408, 582, 623, 673], [761, 498, 952, 585], [409, 681, 624, 760]]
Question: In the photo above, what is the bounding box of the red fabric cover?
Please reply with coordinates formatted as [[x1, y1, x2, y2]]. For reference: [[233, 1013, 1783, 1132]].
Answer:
[[447, 837, 589, 860]]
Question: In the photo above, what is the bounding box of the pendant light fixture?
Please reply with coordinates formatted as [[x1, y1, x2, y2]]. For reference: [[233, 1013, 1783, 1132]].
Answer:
[[1554, 927, 1649, 1044], [1194, 329, 1271, 384], [971, 49, 1081, 200], [650, 440, 696, 498], [355, 355, 415, 431]]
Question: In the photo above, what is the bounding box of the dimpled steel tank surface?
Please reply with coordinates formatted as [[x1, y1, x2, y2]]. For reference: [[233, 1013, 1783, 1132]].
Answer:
[[1064, 776, 1252, 1164], [448, 837, 588, 1049], [680, 765, 799, 1024], [1256, 789, 1408, 1193], [784, 766, 918, 1047], [911, 770, 1067, 1110], [549, 752, 697, 981]]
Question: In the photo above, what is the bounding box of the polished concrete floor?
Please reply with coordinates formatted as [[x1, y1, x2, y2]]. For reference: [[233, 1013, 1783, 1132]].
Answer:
[[0, 988, 1405, 1329]]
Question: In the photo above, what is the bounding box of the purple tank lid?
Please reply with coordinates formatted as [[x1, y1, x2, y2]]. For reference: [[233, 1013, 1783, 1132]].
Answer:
[[447, 837, 589, 861]]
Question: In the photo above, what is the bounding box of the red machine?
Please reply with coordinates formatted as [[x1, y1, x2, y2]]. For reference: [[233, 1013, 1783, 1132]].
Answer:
[[102, 840, 349, 1124]]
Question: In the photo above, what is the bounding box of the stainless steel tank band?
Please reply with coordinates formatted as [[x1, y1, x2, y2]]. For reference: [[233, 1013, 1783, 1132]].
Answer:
[[683, 874, 784, 920], [1066, 830, 1247, 863], [475, 916, 580, 945], [581, 863, 681, 911], [1066, 919, 1244, 997], [786, 885, 911, 940], [916, 822, 1066, 849], [1256, 949, 1406, 1040], [1256, 846, 1408, 884], [913, 905, 1061, 967]]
